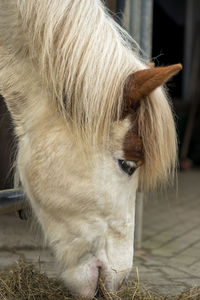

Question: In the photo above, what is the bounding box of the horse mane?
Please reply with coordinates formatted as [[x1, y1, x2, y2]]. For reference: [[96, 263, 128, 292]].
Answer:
[[138, 90, 177, 189], [1, 0, 177, 189], [18, 0, 142, 132]]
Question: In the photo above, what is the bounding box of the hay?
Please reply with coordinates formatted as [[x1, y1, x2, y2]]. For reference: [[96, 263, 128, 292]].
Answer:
[[0, 261, 199, 300]]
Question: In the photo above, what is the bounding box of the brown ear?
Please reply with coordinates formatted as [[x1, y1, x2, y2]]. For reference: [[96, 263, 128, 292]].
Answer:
[[124, 64, 182, 109]]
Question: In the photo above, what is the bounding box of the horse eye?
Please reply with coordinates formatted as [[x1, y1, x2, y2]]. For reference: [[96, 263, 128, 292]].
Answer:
[[118, 159, 136, 176]]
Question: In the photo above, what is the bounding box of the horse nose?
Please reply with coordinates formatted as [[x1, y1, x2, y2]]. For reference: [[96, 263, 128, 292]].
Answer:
[[74, 259, 105, 299], [96, 259, 105, 274], [96, 260, 106, 284]]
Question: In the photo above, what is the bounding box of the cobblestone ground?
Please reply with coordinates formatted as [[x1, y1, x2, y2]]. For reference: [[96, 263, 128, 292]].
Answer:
[[0, 213, 57, 277], [0, 170, 199, 296], [132, 170, 200, 295]]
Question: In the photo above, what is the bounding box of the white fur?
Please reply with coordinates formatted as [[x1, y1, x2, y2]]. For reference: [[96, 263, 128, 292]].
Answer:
[[18, 0, 26, 13]]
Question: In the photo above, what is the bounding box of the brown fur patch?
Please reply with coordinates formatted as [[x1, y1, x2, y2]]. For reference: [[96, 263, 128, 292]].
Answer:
[[123, 114, 144, 164], [123, 130, 144, 164]]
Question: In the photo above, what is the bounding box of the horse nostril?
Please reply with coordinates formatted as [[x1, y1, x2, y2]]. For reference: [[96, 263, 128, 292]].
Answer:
[[96, 260, 106, 281]]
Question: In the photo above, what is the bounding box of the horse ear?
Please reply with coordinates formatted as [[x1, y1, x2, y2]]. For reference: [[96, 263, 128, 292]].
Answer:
[[123, 64, 182, 112], [147, 62, 155, 68]]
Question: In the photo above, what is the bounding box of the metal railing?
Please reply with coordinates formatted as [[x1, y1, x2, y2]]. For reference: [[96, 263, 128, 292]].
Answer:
[[0, 188, 25, 214]]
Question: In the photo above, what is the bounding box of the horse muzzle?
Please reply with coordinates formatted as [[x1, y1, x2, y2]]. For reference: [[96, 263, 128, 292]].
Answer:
[[61, 258, 127, 299]]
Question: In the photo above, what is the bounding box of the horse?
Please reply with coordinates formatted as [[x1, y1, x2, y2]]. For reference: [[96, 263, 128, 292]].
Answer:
[[0, 0, 181, 298]]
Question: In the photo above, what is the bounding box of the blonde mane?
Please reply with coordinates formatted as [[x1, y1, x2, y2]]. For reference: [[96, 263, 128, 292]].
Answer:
[[0, 0, 177, 189], [17, 0, 142, 134]]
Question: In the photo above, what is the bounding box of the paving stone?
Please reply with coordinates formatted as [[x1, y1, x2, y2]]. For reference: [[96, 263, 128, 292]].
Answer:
[[0, 214, 43, 249], [16, 248, 54, 263], [158, 266, 188, 279], [180, 247, 200, 258], [169, 254, 199, 267], [142, 239, 164, 250], [0, 251, 20, 269]]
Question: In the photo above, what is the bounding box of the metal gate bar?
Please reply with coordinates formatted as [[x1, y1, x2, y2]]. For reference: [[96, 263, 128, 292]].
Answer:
[[128, 0, 153, 249], [0, 188, 25, 214]]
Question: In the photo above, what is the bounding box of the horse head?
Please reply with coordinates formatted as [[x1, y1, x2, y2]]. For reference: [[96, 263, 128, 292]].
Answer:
[[0, 0, 181, 298]]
